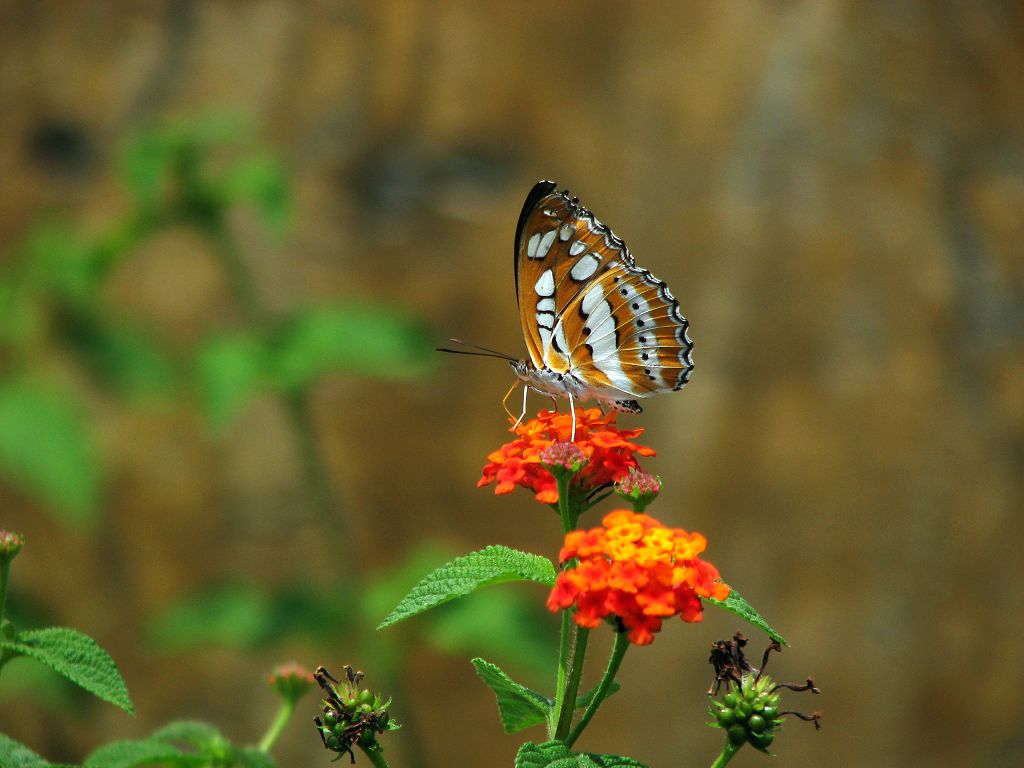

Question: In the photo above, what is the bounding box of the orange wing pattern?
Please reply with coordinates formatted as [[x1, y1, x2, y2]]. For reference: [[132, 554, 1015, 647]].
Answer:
[[514, 181, 693, 401]]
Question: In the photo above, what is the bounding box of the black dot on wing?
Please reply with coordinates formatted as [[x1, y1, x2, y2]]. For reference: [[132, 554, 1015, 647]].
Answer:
[[639, 336, 646, 343], [637, 320, 645, 327], [621, 288, 628, 296], [631, 302, 639, 310], [641, 353, 649, 360], [583, 326, 591, 334]]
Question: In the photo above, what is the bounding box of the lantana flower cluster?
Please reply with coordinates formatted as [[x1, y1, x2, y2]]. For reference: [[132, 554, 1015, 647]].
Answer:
[[478, 409, 655, 504], [547, 510, 730, 645]]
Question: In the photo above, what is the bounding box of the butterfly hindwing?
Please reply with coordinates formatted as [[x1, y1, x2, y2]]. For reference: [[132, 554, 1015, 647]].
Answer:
[[513, 180, 693, 401]]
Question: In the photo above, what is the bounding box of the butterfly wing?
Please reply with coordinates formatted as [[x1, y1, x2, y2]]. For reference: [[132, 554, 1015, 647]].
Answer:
[[514, 181, 693, 399]]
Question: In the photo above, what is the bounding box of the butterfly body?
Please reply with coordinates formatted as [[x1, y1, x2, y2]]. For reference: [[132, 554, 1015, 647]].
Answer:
[[511, 180, 693, 414]]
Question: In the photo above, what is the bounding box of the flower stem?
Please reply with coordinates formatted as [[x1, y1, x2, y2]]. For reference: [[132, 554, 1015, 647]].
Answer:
[[0, 557, 10, 627], [359, 742, 390, 768], [565, 629, 629, 748], [556, 474, 573, 534], [710, 740, 741, 768], [550, 609, 572, 739], [257, 698, 294, 753], [0, 558, 12, 684], [551, 469, 581, 737], [554, 626, 590, 741]]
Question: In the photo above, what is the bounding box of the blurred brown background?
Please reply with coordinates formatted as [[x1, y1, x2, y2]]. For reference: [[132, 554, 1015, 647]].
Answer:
[[2, 2, 1023, 767]]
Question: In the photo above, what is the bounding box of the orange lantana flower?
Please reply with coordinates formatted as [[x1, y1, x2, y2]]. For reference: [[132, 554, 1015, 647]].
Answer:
[[547, 510, 730, 645], [477, 409, 655, 504]]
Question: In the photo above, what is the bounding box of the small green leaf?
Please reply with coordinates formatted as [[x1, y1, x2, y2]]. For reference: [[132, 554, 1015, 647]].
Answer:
[[195, 332, 269, 430], [269, 306, 432, 390], [60, 313, 176, 399], [147, 720, 223, 748], [5, 627, 133, 713], [515, 742, 648, 768], [0, 732, 49, 768], [576, 679, 621, 711], [147, 586, 273, 651], [705, 588, 787, 646], [471, 658, 551, 733], [424, 588, 556, 677], [222, 155, 291, 237], [378, 546, 556, 629], [231, 747, 278, 768], [0, 380, 100, 524], [83, 739, 198, 768]]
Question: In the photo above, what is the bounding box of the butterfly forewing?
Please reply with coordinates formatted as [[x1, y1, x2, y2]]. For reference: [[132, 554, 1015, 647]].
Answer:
[[514, 180, 693, 401]]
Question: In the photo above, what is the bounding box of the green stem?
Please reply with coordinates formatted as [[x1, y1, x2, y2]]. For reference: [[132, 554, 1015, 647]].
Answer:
[[0, 558, 11, 685], [556, 474, 573, 534], [566, 629, 629, 747], [359, 742, 390, 768], [0, 557, 10, 626], [550, 469, 578, 737], [549, 609, 572, 738], [554, 626, 590, 741], [284, 388, 344, 527], [210, 222, 267, 326], [257, 698, 295, 753], [710, 741, 741, 768]]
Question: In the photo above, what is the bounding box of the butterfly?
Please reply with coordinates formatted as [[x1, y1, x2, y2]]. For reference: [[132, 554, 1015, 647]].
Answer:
[[507, 180, 694, 422]]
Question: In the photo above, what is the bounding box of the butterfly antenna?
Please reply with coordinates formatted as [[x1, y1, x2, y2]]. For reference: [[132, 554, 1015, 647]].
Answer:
[[436, 338, 518, 362]]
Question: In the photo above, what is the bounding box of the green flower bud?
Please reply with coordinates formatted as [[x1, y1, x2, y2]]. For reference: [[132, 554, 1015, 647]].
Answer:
[[727, 724, 748, 745], [749, 731, 775, 751]]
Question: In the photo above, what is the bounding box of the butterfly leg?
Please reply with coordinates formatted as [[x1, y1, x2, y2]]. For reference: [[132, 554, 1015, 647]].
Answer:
[[511, 385, 529, 430], [568, 392, 576, 441]]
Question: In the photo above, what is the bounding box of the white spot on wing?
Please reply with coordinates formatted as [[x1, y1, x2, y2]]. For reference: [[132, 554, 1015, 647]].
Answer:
[[568, 241, 586, 256], [570, 253, 600, 281], [536, 229, 558, 259], [534, 269, 555, 297], [559, 223, 573, 241], [580, 284, 635, 394], [537, 297, 556, 313], [527, 232, 542, 258]]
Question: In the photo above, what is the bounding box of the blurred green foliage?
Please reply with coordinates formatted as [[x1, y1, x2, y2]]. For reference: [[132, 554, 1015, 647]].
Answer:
[[0, 117, 431, 523], [0, 380, 99, 523]]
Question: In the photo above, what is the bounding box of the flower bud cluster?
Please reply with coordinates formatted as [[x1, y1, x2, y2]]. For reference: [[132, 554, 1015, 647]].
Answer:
[[314, 666, 398, 760], [707, 673, 783, 752]]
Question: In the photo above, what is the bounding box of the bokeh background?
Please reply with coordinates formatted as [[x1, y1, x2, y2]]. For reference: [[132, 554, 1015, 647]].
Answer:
[[2, 2, 1023, 767]]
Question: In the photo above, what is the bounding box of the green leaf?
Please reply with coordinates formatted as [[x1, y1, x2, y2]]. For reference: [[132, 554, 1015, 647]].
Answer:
[[378, 546, 556, 629], [4, 627, 133, 713], [0, 732, 49, 768], [83, 739, 198, 768], [704, 587, 787, 646], [231, 747, 278, 768], [147, 720, 223, 748], [515, 742, 648, 768], [472, 658, 551, 733], [60, 313, 176, 399], [195, 332, 269, 430], [424, 588, 556, 677], [147, 586, 273, 651], [0, 380, 100, 524], [222, 155, 291, 237], [269, 306, 432, 390], [576, 679, 621, 711]]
